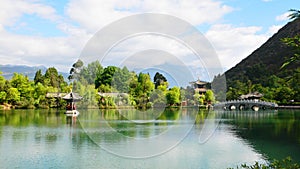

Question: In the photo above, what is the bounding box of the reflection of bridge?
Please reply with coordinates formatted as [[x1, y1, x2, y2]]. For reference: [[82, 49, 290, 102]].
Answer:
[[214, 100, 278, 111]]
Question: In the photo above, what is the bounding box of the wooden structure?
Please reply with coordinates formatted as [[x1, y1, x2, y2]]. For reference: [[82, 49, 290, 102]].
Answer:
[[189, 79, 208, 95], [62, 92, 82, 117]]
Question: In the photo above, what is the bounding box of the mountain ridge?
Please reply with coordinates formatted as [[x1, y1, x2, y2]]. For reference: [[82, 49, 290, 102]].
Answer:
[[224, 18, 300, 87]]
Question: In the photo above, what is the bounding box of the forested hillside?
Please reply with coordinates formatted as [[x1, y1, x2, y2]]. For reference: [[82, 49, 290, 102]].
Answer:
[[214, 17, 300, 104]]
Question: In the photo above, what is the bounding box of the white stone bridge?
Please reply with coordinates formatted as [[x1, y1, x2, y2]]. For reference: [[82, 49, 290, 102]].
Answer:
[[214, 99, 278, 111]]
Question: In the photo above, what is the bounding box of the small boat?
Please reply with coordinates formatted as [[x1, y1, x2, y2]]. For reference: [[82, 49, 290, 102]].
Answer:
[[65, 109, 80, 117], [62, 92, 82, 117]]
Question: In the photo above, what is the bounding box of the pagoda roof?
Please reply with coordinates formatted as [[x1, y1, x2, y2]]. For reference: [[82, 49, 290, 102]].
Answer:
[[189, 79, 208, 85], [62, 92, 82, 101]]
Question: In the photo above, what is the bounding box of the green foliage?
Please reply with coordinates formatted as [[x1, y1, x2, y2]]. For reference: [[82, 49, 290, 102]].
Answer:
[[154, 72, 167, 89], [0, 91, 6, 104], [0, 71, 5, 91], [68, 59, 84, 81], [43, 67, 66, 89], [7, 88, 20, 104], [288, 9, 300, 20], [133, 73, 155, 109], [229, 157, 300, 169], [75, 82, 98, 109], [205, 89, 215, 103], [79, 60, 103, 84], [150, 89, 166, 107], [224, 70, 299, 104], [111, 66, 132, 93], [281, 35, 300, 68], [95, 66, 118, 89], [166, 87, 181, 106], [0, 66, 69, 108], [34, 69, 44, 84]]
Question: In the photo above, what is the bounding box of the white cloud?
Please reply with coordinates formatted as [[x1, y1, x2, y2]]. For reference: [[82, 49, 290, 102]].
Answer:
[[205, 24, 269, 70], [66, 0, 233, 33], [267, 25, 283, 35], [276, 12, 291, 21], [0, 0, 284, 76], [0, 0, 60, 27]]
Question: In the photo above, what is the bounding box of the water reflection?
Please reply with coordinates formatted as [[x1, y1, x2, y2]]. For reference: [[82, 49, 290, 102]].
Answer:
[[78, 108, 198, 158], [0, 109, 299, 168], [221, 109, 300, 162]]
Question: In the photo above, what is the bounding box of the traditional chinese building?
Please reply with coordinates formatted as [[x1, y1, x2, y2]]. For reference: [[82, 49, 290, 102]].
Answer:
[[189, 79, 208, 95]]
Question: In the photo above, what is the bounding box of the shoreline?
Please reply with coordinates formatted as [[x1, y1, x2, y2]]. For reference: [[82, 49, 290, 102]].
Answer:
[[278, 105, 300, 109]]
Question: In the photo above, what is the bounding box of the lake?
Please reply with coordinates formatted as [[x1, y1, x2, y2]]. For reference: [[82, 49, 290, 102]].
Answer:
[[0, 108, 299, 169]]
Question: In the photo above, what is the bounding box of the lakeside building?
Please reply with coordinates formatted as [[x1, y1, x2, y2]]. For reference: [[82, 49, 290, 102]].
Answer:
[[189, 79, 208, 95]]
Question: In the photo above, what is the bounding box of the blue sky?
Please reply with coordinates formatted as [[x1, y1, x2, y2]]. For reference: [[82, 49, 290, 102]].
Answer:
[[0, 0, 299, 76]]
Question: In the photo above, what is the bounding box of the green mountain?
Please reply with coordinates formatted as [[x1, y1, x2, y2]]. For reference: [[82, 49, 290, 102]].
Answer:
[[224, 18, 300, 88]]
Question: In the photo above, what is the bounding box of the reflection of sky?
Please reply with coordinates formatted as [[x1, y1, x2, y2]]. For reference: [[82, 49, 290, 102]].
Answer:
[[0, 110, 265, 169]]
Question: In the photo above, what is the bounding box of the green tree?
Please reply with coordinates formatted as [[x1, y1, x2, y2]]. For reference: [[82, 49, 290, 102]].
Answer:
[[0, 91, 6, 104], [79, 61, 103, 84], [166, 87, 181, 106], [68, 59, 84, 81], [205, 89, 215, 104], [281, 35, 300, 68], [10, 73, 33, 103], [95, 66, 119, 89], [288, 9, 300, 20], [0, 71, 5, 91], [154, 72, 167, 89], [111, 66, 132, 93], [132, 73, 154, 108], [44, 67, 64, 88], [281, 9, 300, 68], [7, 88, 20, 104], [34, 69, 44, 84]]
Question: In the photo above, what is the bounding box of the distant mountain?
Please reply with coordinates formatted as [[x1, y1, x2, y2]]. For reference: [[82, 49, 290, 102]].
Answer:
[[0, 65, 68, 80], [224, 18, 300, 87]]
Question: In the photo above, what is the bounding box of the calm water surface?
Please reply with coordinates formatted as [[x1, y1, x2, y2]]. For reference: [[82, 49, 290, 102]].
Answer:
[[0, 108, 299, 169]]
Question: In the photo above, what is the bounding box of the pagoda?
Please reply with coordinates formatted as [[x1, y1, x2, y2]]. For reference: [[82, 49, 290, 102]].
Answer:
[[62, 92, 82, 117]]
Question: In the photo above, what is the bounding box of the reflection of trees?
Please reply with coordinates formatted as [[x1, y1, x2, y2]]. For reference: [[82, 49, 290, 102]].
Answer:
[[0, 109, 68, 146], [0, 109, 67, 127], [81, 108, 186, 141], [222, 110, 300, 162]]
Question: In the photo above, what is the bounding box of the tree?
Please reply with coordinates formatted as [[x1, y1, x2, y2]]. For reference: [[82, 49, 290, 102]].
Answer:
[[34, 69, 44, 84], [0, 71, 5, 91], [6, 88, 20, 104], [79, 61, 103, 84], [288, 9, 300, 20], [131, 72, 154, 108], [154, 72, 167, 89], [205, 90, 215, 104], [281, 35, 300, 68], [0, 91, 6, 104], [95, 66, 118, 89], [166, 87, 181, 106], [10, 73, 33, 102], [44, 67, 64, 88], [68, 59, 84, 81], [111, 66, 132, 93], [281, 9, 300, 68]]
